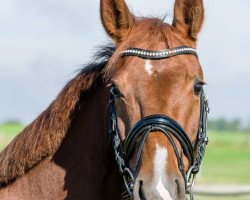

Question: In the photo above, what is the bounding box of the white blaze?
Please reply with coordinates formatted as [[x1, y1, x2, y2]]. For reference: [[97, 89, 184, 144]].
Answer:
[[145, 60, 153, 75], [154, 144, 173, 200], [156, 178, 172, 200]]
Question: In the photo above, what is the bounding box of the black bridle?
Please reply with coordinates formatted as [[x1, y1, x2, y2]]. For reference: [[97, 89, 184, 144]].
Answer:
[[109, 46, 209, 200]]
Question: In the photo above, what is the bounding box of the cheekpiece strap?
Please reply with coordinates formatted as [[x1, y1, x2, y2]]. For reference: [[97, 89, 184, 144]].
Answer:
[[122, 46, 198, 60]]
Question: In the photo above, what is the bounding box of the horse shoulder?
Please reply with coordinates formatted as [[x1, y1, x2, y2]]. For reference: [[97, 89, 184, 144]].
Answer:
[[0, 156, 67, 200]]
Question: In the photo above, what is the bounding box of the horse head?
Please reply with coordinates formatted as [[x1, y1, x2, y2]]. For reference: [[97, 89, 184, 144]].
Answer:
[[101, 0, 208, 199]]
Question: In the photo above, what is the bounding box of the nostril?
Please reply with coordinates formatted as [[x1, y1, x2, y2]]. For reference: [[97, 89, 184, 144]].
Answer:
[[175, 179, 185, 200], [139, 181, 146, 200], [175, 179, 179, 198]]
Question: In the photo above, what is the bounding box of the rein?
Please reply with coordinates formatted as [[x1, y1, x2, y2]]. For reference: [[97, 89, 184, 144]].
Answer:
[[109, 46, 209, 200]]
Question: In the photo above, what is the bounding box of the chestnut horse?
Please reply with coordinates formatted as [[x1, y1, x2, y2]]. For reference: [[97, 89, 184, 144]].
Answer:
[[0, 0, 209, 199]]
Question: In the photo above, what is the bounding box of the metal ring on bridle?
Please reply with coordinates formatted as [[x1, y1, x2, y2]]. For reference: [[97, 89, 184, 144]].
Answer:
[[186, 165, 197, 192]]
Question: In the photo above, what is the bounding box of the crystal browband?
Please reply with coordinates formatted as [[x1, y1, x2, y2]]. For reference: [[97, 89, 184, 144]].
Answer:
[[122, 46, 198, 59]]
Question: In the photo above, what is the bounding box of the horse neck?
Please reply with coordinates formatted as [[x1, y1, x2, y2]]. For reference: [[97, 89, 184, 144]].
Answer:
[[53, 80, 111, 166], [51, 81, 123, 198], [0, 80, 123, 199]]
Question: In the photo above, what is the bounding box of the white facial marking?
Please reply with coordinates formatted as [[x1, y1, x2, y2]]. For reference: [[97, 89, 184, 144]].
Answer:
[[154, 144, 173, 200], [156, 177, 172, 200], [145, 60, 153, 75]]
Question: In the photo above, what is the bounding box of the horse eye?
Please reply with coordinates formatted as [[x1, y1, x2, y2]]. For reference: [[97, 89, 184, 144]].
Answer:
[[111, 84, 121, 98], [194, 83, 203, 95]]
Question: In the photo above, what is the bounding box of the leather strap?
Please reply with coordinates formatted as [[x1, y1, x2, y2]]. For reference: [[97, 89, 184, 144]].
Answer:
[[123, 115, 194, 166]]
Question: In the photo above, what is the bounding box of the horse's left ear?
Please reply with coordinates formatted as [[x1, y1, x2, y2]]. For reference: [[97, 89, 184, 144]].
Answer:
[[173, 0, 204, 42], [100, 0, 135, 44]]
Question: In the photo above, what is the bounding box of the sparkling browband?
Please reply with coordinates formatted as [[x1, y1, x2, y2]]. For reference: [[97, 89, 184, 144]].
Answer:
[[122, 46, 198, 59]]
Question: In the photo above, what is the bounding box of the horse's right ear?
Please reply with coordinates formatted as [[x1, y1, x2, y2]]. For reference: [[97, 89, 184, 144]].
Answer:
[[173, 0, 204, 42], [100, 0, 135, 44]]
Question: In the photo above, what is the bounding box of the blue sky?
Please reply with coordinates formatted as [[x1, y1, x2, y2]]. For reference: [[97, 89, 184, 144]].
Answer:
[[0, 0, 250, 124]]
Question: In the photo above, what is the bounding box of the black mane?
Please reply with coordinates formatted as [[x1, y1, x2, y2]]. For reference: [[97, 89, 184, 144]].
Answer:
[[81, 43, 115, 74]]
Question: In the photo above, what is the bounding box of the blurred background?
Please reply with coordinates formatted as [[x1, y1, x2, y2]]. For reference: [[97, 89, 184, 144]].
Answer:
[[0, 0, 250, 199]]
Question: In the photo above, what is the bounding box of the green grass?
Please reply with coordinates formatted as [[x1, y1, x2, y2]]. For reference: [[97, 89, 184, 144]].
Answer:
[[197, 130, 250, 184], [0, 127, 249, 184], [0, 123, 23, 150], [0, 125, 250, 200], [195, 195, 250, 200]]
